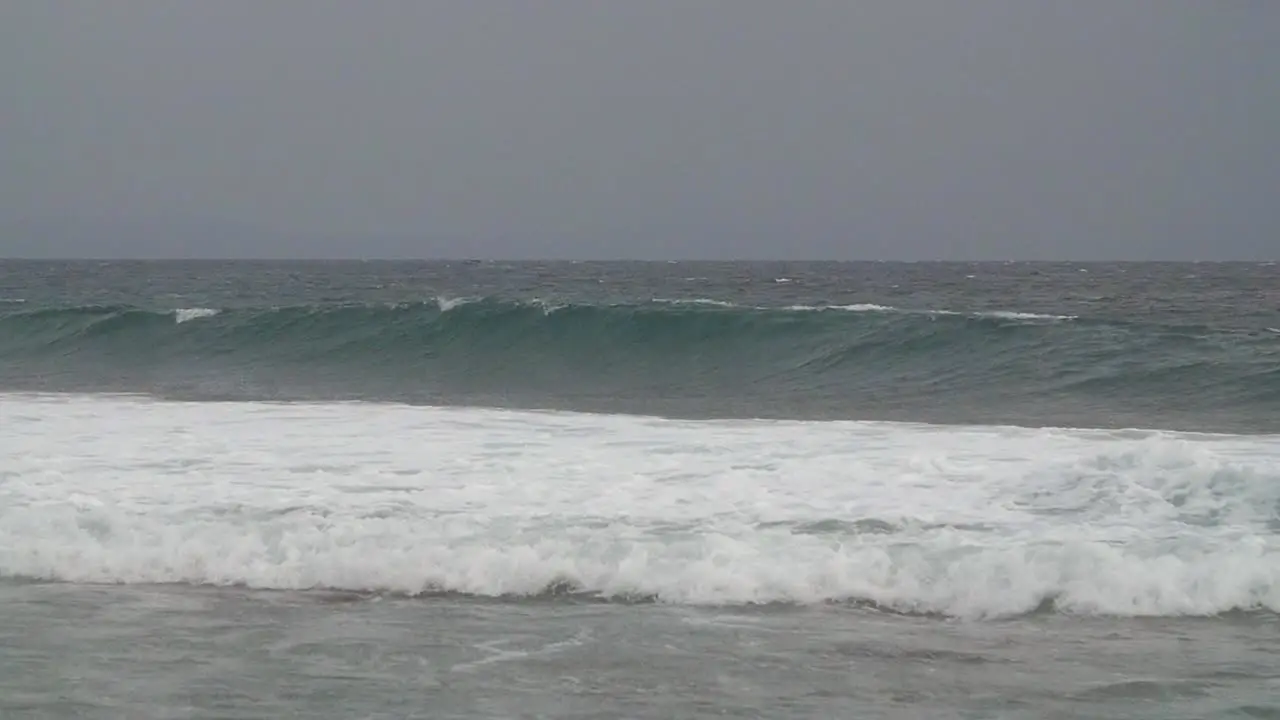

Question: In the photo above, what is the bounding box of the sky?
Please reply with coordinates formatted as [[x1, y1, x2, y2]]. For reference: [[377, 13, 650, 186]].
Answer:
[[2, 1, 1277, 260]]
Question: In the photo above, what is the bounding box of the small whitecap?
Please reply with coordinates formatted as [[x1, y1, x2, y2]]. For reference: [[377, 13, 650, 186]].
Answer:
[[174, 308, 220, 324]]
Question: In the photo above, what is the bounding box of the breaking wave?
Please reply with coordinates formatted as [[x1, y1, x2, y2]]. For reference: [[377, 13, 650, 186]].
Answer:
[[0, 298, 1276, 431], [2, 396, 1277, 619]]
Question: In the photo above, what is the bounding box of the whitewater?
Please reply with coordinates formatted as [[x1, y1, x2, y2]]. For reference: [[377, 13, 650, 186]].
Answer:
[[4, 393, 1277, 617]]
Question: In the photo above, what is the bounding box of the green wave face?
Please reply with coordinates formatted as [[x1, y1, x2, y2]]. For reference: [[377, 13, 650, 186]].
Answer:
[[1, 299, 1277, 432]]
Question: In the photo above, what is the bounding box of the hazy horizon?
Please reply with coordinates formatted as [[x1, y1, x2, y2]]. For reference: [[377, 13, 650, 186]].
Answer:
[[4, 2, 1277, 260], [1, 216, 1278, 262]]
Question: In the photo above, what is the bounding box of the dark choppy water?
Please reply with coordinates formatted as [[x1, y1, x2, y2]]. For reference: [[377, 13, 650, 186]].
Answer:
[[1, 260, 1278, 718]]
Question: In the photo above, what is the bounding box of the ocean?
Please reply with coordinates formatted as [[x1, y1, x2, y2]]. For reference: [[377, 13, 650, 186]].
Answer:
[[1, 259, 1277, 719]]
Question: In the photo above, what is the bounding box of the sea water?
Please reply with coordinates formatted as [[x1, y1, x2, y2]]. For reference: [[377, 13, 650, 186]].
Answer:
[[1, 260, 1277, 718]]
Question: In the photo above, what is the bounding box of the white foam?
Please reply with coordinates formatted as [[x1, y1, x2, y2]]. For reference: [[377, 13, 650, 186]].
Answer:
[[783, 304, 1074, 321], [653, 298, 737, 308], [785, 303, 897, 313], [173, 308, 220, 323], [974, 310, 1077, 321], [1, 394, 1277, 618], [422, 297, 1076, 322], [434, 296, 475, 312], [530, 298, 568, 314]]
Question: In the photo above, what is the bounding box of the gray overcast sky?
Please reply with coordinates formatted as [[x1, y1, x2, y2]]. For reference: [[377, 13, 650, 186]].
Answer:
[[3, 1, 1277, 259]]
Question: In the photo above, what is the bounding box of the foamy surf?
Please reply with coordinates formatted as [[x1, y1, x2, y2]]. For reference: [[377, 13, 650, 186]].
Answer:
[[1, 394, 1277, 618], [173, 307, 220, 323], [783, 302, 1076, 320]]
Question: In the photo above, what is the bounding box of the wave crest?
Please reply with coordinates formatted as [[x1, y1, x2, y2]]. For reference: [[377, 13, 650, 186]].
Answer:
[[0, 299, 1275, 430]]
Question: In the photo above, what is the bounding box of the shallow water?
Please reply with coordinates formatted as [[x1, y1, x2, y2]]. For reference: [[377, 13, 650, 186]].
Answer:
[[3, 584, 1278, 719]]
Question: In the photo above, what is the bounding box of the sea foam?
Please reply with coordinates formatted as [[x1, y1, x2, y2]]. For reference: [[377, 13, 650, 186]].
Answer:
[[174, 307, 220, 323], [1, 394, 1277, 618]]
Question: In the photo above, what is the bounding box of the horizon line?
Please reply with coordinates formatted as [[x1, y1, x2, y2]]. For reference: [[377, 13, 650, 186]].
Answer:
[[0, 256, 1274, 264]]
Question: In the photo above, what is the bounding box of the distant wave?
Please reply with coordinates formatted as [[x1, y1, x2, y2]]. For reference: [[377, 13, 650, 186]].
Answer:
[[1, 298, 1276, 430]]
